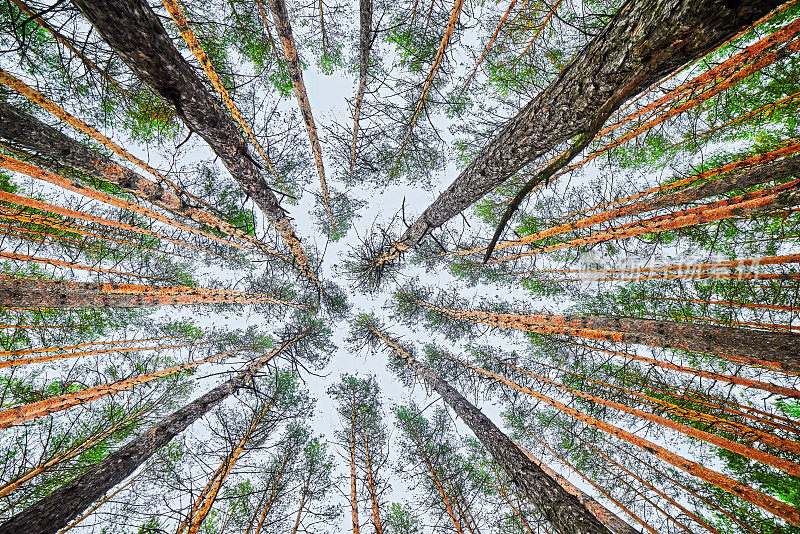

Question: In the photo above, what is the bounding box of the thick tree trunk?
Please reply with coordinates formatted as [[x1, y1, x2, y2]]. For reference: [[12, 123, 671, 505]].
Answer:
[[421, 303, 800, 374], [0, 103, 281, 257], [371, 326, 620, 534], [392, 0, 784, 253], [70, 0, 318, 284], [0, 335, 303, 534], [264, 0, 333, 222], [0, 278, 305, 309]]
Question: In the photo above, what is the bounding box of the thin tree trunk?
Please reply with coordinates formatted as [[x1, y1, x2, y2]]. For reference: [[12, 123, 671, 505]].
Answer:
[[263, 0, 333, 223], [0, 278, 307, 309], [490, 179, 800, 263], [0, 103, 283, 258], [405, 415, 465, 534], [0, 336, 177, 358], [456, 0, 520, 97], [289, 466, 312, 534], [0, 341, 209, 369], [0, 190, 222, 258], [369, 324, 623, 534], [0, 348, 236, 428], [393, 0, 464, 171], [485, 474, 536, 534], [0, 206, 182, 257], [0, 334, 305, 534], [180, 401, 275, 534], [362, 428, 383, 534], [517, 436, 658, 534], [555, 339, 800, 399], [349, 402, 360, 534], [570, 432, 722, 534], [386, 0, 783, 258], [496, 353, 800, 459], [485, 153, 800, 256], [417, 301, 800, 374], [518, 0, 563, 58], [250, 451, 291, 534], [70, 0, 319, 286], [0, 251, 174, 283], [350, 0, 373, 174]]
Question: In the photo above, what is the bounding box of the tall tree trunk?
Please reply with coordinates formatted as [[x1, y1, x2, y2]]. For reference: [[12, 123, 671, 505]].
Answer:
[[179, 401, 275, 534], [264, 0, 333, 223], [449, 350, 800, 524], [0, 189, 221, 258], [490, 178, 800, 263], [349, 402, 361, 534], [556, 339, 800, 399], [369, 324, 623, 534], [469, 352, 800, 474], [387, 0, 783, 257], [362, 428, 384, 534], [417, 301, 800, 374], [0, 103, 283, 258], [350, 0, 373, 174], [393, 0, 464, 170], [569, 432, 722, 534], [404, 415, 465, 534], [0, 278, 306, 309], [250, 451, 291, 534], [0, 334, 305, 534], [482, 152, 800, 257], [0, 349, 235, 428], [70, 0, 319, 286]]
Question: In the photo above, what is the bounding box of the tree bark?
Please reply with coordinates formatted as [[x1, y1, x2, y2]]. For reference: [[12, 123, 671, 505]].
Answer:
[[350, 0, 373, 173], [264, 0, 333, 223], [392, 0, 784, 254], [0, 278, 305, 309], [495, 153, 800, 254], [0, 335, 304, 534], [370, 326, 620, 534], [70, 0, 318, 285], [0, 103, 282, 257]]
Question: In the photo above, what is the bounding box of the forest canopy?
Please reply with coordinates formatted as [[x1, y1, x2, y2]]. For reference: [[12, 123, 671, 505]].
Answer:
[[0, 0, 800, 533]]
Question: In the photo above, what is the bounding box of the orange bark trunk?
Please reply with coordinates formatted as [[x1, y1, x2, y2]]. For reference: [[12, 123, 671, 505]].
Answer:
[[449, 355, 800, 524], [0, 347, 235, 428], [394, 0, 464, 170]]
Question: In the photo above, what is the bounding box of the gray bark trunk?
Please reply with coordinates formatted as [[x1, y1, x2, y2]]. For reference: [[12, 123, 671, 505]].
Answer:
[[379, 331, 631, 534], [0, 336, 301, 534], [397, 0, 784, 249]]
